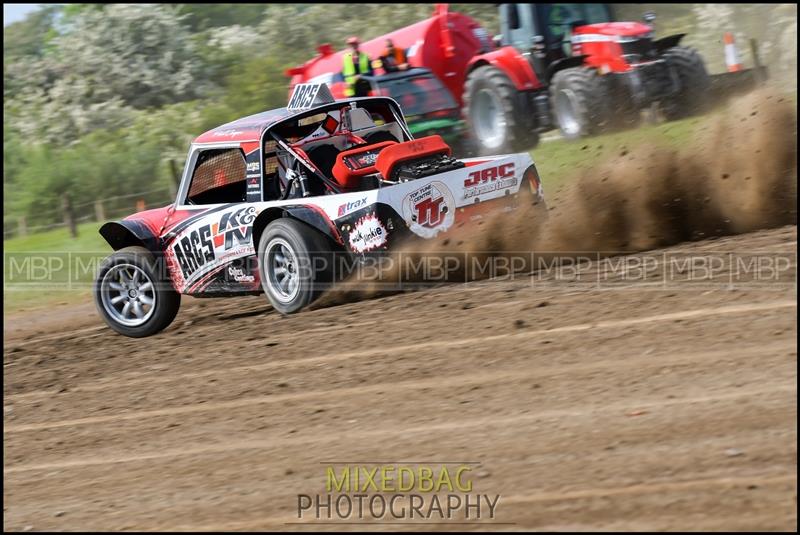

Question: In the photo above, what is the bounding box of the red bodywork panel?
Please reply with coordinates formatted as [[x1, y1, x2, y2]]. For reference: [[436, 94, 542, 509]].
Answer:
[[124, 205, 198, 241], [571, 22, 653, 73]]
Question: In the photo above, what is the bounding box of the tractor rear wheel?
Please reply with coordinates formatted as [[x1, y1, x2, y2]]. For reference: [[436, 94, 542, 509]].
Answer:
[[661, 46, 711, 120], [463, 65, 538, 155], [550, 67, 607, 139]]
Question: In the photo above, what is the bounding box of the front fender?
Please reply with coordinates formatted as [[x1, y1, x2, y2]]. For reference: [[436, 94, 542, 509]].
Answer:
[[545, 55, 589, 83], [99, 220, 161, 253], [467, 46, 544, 91]]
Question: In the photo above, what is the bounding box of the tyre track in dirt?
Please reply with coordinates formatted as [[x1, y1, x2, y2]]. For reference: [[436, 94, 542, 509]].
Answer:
[[3, 226, 797, 531]]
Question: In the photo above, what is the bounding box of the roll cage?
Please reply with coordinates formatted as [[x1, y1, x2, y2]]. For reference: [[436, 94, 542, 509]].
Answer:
[[261, 97, 414, 199]]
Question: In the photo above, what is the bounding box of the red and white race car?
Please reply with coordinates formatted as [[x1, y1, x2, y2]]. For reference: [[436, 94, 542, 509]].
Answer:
[[94, 84, 546, 337]]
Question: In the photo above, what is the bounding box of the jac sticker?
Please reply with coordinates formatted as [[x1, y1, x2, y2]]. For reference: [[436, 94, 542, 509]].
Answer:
[[463, 163, 518, 200], [348, 213, 388, 253], [402, 181, 455, 238], [464, 163, 515, 187]]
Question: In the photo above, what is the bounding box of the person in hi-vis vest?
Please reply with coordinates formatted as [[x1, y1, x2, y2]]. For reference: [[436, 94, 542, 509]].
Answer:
[[342, 36, 373, 97]]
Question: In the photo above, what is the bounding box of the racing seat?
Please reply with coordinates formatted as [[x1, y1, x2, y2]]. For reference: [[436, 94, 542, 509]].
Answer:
[[305, 107, 379, 178], [305, 143, 340, 178]]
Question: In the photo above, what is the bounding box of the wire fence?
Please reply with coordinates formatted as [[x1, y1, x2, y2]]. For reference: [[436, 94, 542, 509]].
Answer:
[[3, 186, 176, 241]]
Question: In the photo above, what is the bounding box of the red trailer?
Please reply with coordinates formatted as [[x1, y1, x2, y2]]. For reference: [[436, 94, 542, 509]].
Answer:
[[286, 5, 497, 109]]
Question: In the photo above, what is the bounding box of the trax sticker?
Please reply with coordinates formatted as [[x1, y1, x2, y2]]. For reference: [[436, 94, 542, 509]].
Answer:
[[402, 181, 455, 238], [172, 206, 257, 280], [337, 197, 368, 217], [348, 213, 388, 253], [463, 163, 517, 200]]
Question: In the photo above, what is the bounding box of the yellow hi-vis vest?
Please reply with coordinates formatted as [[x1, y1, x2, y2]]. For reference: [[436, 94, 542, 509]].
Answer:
[[342, 51, 371, 97]]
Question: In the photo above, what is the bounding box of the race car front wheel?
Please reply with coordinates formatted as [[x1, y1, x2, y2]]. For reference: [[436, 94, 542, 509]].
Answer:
[[94, 246, 181, 337], [258, 219, 333, 314]]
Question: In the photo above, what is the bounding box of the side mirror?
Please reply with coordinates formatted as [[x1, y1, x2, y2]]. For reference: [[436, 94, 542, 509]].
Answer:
[[643, 11, 656, 24]]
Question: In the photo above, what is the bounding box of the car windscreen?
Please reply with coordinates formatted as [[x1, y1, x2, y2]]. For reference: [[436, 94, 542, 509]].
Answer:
[[377, 75, 458, 117]]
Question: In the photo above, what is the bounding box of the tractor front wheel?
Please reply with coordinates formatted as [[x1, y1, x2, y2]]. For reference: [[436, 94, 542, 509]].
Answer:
[[550, 67, 607, 140]]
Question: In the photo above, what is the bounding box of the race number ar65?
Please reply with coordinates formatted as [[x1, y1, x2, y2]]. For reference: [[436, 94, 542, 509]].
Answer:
[[464, 163, 515, 187]]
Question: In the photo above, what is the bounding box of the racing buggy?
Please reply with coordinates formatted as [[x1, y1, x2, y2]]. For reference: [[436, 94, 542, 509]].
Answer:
[[93, 84, 545, 337]]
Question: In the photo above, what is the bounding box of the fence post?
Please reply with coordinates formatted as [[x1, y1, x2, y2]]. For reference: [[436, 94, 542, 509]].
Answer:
[[94, 200, 106, 222], [61, 194, 78, 238], [18, 216, 27, 237], [749, 38, 765, 85]]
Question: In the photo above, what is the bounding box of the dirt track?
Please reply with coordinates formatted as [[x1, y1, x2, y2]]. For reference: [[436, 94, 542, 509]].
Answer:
[[3, 225, 797, 531]]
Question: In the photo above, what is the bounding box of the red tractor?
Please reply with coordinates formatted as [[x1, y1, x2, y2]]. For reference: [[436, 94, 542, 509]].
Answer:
[[288, 3, 765, 155], [471, 4, 713, 148]]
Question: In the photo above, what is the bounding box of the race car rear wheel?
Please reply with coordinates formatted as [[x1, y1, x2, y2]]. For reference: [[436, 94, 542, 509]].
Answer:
[[94, 246, 181, 338], [258, 219, 333, 314]]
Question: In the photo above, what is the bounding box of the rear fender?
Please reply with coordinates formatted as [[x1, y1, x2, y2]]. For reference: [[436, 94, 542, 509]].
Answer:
[[654, 34, 685, 54], [252, 206, 344, 250], [99, 221, 160, 253]]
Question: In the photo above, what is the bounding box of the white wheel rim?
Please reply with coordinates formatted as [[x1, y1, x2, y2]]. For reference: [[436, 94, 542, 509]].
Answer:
[[265, 238, 301, 304], [100, 264, 157, 327]]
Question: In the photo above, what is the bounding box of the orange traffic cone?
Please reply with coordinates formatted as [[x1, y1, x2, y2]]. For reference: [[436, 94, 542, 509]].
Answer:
[[724, 32, 742, 72]]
